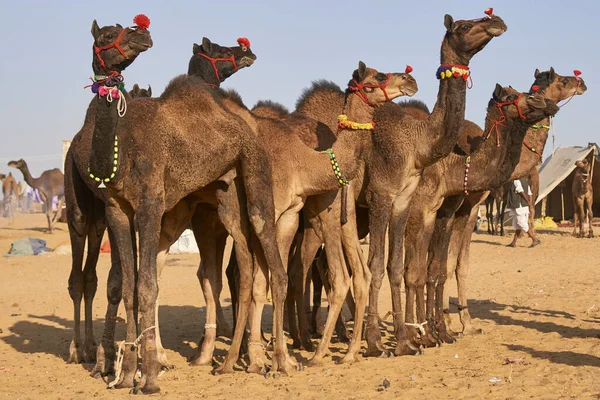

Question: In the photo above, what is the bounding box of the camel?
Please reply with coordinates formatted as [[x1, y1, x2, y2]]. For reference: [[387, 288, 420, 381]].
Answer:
[[7, 159, 64, 233], [195, 63, 417, 371], [484, 186, 504, 235], [65, 16, 154, 370], [441, 69, 587, 336], [77, 20, 298, 392], [292, 10, 507, 357], [1, 172, 18, 218], [572, 158, 594, 238], [403, 85, 559, 347]]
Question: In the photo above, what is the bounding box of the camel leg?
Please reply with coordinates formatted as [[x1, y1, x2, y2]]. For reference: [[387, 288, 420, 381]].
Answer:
[[310, 249, 324, 336], [455, 206, 484, 336], [388, 195, 421, 355], [50, 196, 65, 230], [288, 207, 323, 352], [91, 228, 122, 378], [81, 208, 104, 363], [105, 203, 138, 390], [45, 198, 54, 234], [486, 200, 493, 235], [364, 193, 393, 357], [132, 197, 164, 395], [339, 194, 371, 364], [588, 197, 594, 238], [190, 205, 228, 366], [210, 177, 260, 374], [287, 213, 320, 351], [404, 207, 436, 349]]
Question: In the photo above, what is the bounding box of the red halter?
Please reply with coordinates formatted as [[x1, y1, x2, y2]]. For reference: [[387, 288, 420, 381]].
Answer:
[[196, 50, 238, 85], [348, 73, 391, 105], [486, 93, 526, 147], [93, 28, 130, 76]]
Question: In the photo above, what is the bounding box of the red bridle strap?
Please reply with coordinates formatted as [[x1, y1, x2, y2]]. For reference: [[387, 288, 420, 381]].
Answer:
[[196, 50, 238, 85], [522, 140, 543, 160], [348, 73, 391, 105], [558, 78, 582, 108], [93, 28, 130, 73], [486, 93, 526, 147]]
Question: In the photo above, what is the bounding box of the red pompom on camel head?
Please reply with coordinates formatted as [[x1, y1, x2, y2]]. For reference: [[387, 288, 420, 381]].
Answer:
[[237, 37, 251, 51], [133, 14, 150, 30], [405, 65, 413, 74]]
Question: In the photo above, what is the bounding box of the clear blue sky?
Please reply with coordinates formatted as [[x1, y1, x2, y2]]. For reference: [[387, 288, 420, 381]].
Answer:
[[0, 1, 594, 178]]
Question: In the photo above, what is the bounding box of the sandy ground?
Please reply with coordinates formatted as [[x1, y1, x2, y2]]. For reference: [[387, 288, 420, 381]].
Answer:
[[1, 212, 599, 399]]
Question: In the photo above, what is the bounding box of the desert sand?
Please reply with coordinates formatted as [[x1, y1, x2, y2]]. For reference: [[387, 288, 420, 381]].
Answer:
[[1, 212, 599, 399]]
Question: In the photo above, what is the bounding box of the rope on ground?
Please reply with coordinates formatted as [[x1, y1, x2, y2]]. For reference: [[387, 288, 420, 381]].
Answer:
[[107, 325, 156, 389]]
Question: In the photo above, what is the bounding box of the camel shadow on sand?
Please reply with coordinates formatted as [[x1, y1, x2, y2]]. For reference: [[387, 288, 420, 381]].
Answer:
[[454, 298, 600, 367], [0, 304, 286, 369]]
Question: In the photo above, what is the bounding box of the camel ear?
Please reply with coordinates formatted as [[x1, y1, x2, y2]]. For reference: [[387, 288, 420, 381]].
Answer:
[[192, 43, 202, 54], [91, 20, 101, 39], [202, 37, 213, 54], [534, 68, 541, 78], [549, 67, 556, 80], [444, 15, 454, 31], [493, 83, 503, 99], [357, 61, 367, 80], [147, 85, 152, 97], [116, 23, 123, 29], [131, 83, 140, 96]]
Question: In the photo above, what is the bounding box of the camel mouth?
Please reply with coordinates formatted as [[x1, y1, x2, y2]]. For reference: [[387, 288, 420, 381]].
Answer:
[[400, 88, 417, 97], [239, 56, 255, 67], [486, 25, 507, 37], [576, 83, 587, 95], [129, 38, 153, 52]]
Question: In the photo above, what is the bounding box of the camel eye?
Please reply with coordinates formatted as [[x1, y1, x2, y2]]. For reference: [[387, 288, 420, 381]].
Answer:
[[562, 78, 569, 85], [363, 87, 375, 93], [375, 73, 386, 82], [459, 24, 472, 33]]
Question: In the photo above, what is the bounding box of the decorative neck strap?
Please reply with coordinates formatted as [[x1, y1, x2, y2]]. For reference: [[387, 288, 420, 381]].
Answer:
[[338, 114, 374, 131], [531, 124, 550, 130], [522, 141, 542, 160], [322, 148, 349, 186], [437, 64, 470, 82]]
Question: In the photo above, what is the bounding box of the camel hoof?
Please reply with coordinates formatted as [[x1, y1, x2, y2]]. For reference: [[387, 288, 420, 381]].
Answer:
[[307, 356, 325, 368], [301, 338, 315, 352], [190, 357, 213, 367], [212, 364, 234, 375], [130, 384, 160, 395], [291, 339, 302, 349], [310, 331, 323, 339], [67, 341, 83, 364], [273, 354, 298, 374], [246, 364, 267, 375], [338, 354, 359, 364], [417, 346, 425, 356], [111, 376, 135, 390], [394, 341, 419, 357]]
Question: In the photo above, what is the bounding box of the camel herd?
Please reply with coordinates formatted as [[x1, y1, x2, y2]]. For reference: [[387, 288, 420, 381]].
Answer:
[[0, 8, 590, 395]]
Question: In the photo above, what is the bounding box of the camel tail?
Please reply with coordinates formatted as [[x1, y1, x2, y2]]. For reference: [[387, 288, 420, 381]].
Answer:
[[340, 185, 348, 225]]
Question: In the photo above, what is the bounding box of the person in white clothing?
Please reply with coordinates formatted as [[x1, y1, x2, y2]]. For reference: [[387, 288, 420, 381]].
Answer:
[[506, 177, 540, 247]]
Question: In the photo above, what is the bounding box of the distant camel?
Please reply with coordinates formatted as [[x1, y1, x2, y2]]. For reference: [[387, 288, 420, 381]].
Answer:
[[572, 158, 594, 238], [1, 172, 18, 218], [7, 160, 64, 232]]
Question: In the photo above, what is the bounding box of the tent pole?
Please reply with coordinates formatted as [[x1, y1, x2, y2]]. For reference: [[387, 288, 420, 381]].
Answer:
[[560, 185, 565, 222], [590, 149, 596, 184]]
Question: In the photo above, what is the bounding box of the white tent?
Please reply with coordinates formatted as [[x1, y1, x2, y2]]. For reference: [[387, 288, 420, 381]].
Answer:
[[535, 143, 599, 221]]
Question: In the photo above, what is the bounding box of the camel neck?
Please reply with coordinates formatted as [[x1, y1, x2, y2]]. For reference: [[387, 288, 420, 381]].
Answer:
[[508, 118, 550, 181], [18, 163, 38, 187], [88, 94, 120, 182], [342, 94, 377, 124], [467, 103, 542, 192]]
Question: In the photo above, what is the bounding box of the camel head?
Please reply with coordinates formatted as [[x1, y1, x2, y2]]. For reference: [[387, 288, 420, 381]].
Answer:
[[7, 159, 26, 170], [188, 37, 257, 85], [575, 159, 590, 173], [0, 173, 5, 180], [531, 68, 587, 103], [492, 84, 559, 124], [91, 15, 153, 75], [129, 83, 152, 98], [346, 61, 418, 106], [443, 9, 507, 62], [251, 100, 290, 119]]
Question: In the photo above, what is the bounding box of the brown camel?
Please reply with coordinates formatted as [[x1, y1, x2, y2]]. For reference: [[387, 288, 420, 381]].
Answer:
[[403, 85, 559, 348], [64, 25, 270, 389], [79, 21, 296, 392], [572, 158, 594, 238], [7, 159, 64, 233], [65, 17, 154, 369], [292, 11, 507, 357], [441, 69, 587, 336], [484, 186, 504, 235], [1, 172, 18, 218], [195, 63, 417, 370]]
